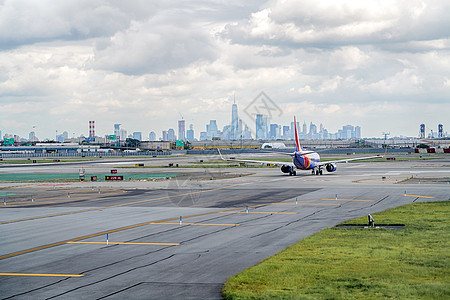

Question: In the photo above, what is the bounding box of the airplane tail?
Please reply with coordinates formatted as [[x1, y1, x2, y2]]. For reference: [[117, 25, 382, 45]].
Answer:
[[294, 116, 302, 152]]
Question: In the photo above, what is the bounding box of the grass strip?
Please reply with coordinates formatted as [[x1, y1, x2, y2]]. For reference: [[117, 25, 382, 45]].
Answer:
[[222, 201, 450, 299]]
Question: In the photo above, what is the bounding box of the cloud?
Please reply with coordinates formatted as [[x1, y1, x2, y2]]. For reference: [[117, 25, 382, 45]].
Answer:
[[92, 17, 218, 75], [222, 0, 450, 48], [0, 0, 136, 49], [0, 1, 449, 139]]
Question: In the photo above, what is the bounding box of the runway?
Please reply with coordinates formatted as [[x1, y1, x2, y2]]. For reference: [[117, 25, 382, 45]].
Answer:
[[0, 156, 449, 299]]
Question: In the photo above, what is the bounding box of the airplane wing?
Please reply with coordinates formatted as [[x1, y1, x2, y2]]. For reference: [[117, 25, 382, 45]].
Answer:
[[217, 149, 294, 167], [316, 155, 383, 166]]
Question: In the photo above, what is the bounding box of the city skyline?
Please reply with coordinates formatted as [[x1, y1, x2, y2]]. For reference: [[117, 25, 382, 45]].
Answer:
[[2, 101, 447, 143], [0, 1, 449, 139]]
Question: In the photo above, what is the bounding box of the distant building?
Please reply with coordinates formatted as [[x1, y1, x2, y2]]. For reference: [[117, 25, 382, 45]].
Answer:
[[355, 126, 361, 139], [132, 132, 142, 141], [207, 120, 218, 140], [29, 131, 36, 141], [256, 114, 264, 140], [222, 125, 231, 140], [119, 128, 127, 141], [167, 128, 176, 141], [419, 124, 425, 138], [438, 124, 443, 138], [269, 124, 278, 140], [149, 131, 156, 141], [231, 102, 238, 140], [200, 131, 208, 141], [178, 120, 185, 141], [140, 141, 171, 151], [186, 124, 194, 141], [56, 131, 68, 143], [162, 130, 168, 141], [342, 125, 354, 139], [114, 124, 121, 139], [282, 126, 290, 140]]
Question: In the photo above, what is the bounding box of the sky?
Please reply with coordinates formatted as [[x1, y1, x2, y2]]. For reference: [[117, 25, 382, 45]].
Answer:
[[0, 0, 449, 140]]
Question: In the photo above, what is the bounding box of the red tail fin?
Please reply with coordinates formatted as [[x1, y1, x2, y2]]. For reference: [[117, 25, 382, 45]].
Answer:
[[294, 116, 301, 152]]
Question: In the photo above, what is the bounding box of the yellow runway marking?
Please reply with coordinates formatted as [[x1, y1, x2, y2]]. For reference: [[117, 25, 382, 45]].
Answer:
[[222, 211, 297, 214], [322, 198, 375, 202], [277, 202, 341, 206], [0, 182, 250, 225], [67, 241, 179, 246], [0, 273, 83, 277], [404, 194, 435, 199], [0, 207, 242, 261]]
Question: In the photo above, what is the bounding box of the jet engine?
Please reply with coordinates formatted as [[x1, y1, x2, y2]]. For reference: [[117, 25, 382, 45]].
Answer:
[[281, 165, 293, 174], [326, 163, 337, 172]]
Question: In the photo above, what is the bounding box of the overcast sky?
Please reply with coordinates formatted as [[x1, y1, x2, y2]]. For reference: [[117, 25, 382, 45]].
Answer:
[[1, 0, 449, 140]]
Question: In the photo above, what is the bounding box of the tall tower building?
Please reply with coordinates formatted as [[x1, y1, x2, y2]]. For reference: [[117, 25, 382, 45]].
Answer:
[[178, 120, 186, 141], [89, 121, 95, 138], [256, 114, 264, 140], [149, 131, 156, 141], [186, 124, 194, 141], [168, 129, 176, 141], [208, 120, 218, 140], [438, 124, 443, 138], [355, 126, 361, 139], [114, 124, 121, 139], [231, 101, 238, 140], [419, 124, 425, 138]]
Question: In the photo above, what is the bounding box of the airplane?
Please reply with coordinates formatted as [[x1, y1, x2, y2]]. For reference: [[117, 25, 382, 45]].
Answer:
[[218, 117, 383, 176]]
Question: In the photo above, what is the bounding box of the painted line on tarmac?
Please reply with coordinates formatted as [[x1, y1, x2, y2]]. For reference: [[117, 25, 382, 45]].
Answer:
[[277, 202, 340, 206], [0, 189, 251, 261], [67, 241, 180, 246], [404, 194, 435, 199], [0, 182, 251, 225], [222, 211, 297, 214], [0, 190, 127, 210], [152, 222, 239, 226], [0, 273, 83, 277], [322, 198, 375, 202]]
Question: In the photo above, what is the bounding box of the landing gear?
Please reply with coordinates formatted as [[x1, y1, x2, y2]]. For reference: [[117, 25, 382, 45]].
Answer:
[[289, 171, 297, 176], [313, 168, 323, 175]]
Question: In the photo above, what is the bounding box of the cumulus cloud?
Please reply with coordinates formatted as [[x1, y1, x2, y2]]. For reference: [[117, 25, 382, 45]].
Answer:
[[0, 0, 449, 138], [222, 0, 450, 47]]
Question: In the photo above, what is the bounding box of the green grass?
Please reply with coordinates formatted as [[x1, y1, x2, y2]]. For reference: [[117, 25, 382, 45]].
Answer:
[[222, 201, 450, 299], [0, 158, 100, 164]]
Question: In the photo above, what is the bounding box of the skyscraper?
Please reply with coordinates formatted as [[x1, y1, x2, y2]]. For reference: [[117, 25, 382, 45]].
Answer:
[[355, 126, 361, 139], [168, 128, 176, 141], [119, 128, 127, 141], [186, 124, 194, 141], [133, 132, 142, 141], [342, 125, 354, 139], [178, 120, 185, 141], [149, 131, 156, 141], [114, 124, 121, 140], [282, 126, 290, 139], [208, 120, 218, 140], [231, 102, 238, 140], [269, 124, 278, 140], [256, 114, 264, 140]]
